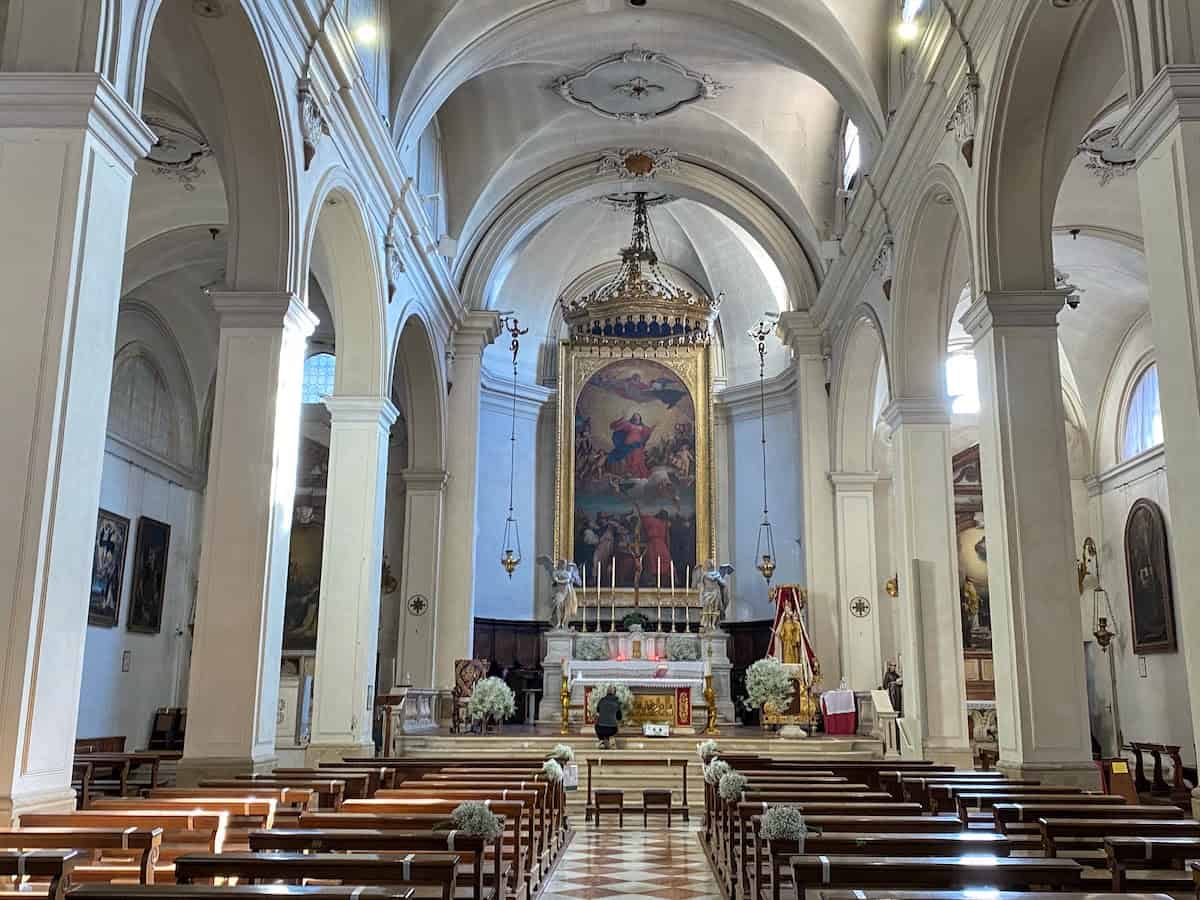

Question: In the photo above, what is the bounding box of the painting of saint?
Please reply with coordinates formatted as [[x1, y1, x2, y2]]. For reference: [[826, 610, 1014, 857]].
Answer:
[[1124, 498, 1176, 653], [90, 510, 130, 627], [127, 517, 171, 634], [573, 358, 697, 587]]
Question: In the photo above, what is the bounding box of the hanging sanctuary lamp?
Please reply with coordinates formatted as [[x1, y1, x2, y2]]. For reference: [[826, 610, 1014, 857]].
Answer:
[[749, 318, 777, 583], [500, 316, 529, 577]]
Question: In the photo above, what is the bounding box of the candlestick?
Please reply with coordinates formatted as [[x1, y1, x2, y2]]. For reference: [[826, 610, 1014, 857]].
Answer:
[[684, 566, 691, 633], [610, 558, 617, 633], [580, 565, 587, 630]]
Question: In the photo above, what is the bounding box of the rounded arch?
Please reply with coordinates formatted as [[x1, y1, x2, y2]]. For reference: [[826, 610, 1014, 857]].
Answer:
[[124, 0, 299, 294], [302, 171, 388, 397], [1094, 313, 1157, 473], [891, 166, 975, 400], [391, 309, 447, 472], [832, 307, 890, 474], [459, 160, 819, 314], [977, 0, 1127, 293]]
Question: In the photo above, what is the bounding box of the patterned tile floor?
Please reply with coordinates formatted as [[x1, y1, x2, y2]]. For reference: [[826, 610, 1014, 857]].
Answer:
[[541, 820, 722, 900]]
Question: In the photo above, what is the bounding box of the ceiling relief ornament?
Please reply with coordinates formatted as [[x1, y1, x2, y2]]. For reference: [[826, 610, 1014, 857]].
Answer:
[[298, 78, 329, 170], [1077, 125, 1136, 186], [144, 114, 212, 191], [384, 210, 405, 303], [597, 148, 681, 181], [873, 234, 896, 300], [554, 45, 729, 123], [595, 190, 676, 212], [945, 74, 980, 167]]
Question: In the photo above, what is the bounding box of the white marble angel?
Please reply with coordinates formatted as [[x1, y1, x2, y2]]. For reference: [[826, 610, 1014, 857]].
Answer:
[[537, 556, 582, 630], [693, 559, 734, 632]]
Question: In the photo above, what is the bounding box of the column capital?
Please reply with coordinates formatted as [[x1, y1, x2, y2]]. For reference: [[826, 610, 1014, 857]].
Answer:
[[1118, 65, 1200, 160], [0, 73, 155, 174], [402, 468, 449, 491], [452, 310, 502, 357], [209, 292, 317, 336], [882, 397, 950, 429], [829, 471, 881, 490], [323, 395, 400, 430], [962, 291, 1064, 341], [776, 310, 824, 357]]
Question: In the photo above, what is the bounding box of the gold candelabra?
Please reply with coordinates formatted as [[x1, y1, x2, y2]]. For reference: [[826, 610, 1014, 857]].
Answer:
[[703, 673, 719, 735], [560, 673, 571, 736]]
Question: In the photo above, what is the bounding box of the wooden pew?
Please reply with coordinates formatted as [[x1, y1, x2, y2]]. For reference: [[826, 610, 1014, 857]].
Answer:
[[0, 849, 81, 900], [20, 812, 227, 878], [82, 801, 274, 849], [1106, 835, 1200, 890], [68, 886, 415, 900], [923, 781, 1045, 812], [315, 764, 398, 791], [266, 771, 372, 801], [1041, 817, 1200, 857], [789, 855, 1084, 895], [878, 767, 958, 799], [955, 791, 1109, 825], [0, 828, 161, 885], [249, 829, 502, 900], [757, 833, 1010, 900], [414, 774, 565, 851], [313, 803, 528, 900], [992, 803, 1181, 835], [199, 781, 344, 812], [144, 790, 315, 818], [173, 852, 460, 900], [820, 892, 1175, 900]]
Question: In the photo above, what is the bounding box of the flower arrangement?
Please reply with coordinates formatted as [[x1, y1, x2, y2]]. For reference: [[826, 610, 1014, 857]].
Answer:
[[466, 676, 516, 724], [718, 770, 748, 800], [666, 635, 701, 661], [542, 759, 564, 782], [760, 805, 809, 845], [548, 743, 575, 763], [586, 682, 635, 718], [575, 636, 609, 661], [697, 739, 719, 763], [703, 758, 731, 785], [451, 800, 504, 839], [628, 622, 644, 634], [743, 657, 795, 711]]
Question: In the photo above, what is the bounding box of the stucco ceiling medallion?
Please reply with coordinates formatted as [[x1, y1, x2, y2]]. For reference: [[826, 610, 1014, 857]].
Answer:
[[597, 147, 680, 180], [1077, 125, 1136, 186], [144, 114, 212, 191], [554, 45, 730, 123]]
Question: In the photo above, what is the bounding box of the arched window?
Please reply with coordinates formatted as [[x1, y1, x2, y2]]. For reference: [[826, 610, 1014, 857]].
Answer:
[[946, 352, 980, 415], [902, 0, 925, 21], [302, 352, 336, 404], [1121, 363, 1164, 460], [842, 118, 861, 189], [108, 353, 179, 461]]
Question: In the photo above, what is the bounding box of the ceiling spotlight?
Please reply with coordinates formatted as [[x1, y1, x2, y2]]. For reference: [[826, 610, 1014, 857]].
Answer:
[[354, 22, 378, 44], [897, 20, 919, 41]]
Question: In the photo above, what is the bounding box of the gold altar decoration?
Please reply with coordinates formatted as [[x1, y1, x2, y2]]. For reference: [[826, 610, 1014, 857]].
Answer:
[[703, 672, 720, 735], [552, 195, 717, 595], [560, 673, 571, 736], [632, 693, 676, 726]]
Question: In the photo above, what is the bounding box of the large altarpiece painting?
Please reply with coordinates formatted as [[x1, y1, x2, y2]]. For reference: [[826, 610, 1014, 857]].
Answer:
[[555, 346, 713, 592]]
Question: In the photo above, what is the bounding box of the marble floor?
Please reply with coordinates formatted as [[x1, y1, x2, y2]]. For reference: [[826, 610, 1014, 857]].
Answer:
[[541, 820, 722, 900]]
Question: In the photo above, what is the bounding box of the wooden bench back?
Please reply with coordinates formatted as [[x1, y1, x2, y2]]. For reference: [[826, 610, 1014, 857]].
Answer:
[[67, 886, 416, 900], [992, 802, 1179, 832]]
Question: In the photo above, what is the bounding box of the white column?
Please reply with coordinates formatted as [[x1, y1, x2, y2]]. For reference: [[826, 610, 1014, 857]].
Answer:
[[1120, 66, 1200, 791], [395, 469, 447, 689], [963, 293, 1094, 785], [178, 293, 317, 784], [778, 312, 841, 685], [884, 398, 972, 765], [434, 311, 500, 692], [830, 472, 884, 691], [307, 396, 398, 762], [0, 74, 153, 819]]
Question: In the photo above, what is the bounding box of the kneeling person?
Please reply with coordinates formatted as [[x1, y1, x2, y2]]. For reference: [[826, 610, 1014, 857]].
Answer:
[[595, 686, 622, 749]]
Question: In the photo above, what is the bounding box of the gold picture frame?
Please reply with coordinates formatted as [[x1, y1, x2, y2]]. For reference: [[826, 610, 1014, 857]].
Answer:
[[554, 341, 714, 596]]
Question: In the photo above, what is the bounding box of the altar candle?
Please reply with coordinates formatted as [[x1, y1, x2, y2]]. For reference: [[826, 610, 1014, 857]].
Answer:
[[685, 566, 691, 632], [581, 565, 587, 627], [611, 558, 617, 630], [704, 656, 712, 677]]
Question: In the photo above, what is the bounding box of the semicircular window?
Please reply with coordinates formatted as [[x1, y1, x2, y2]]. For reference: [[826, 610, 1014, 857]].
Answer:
[[1122, 363, 1163, 460]]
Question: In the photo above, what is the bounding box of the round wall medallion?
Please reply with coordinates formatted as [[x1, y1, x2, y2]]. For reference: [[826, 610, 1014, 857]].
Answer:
[[407, 594, 429, 616], [850, 596, 871, 618]]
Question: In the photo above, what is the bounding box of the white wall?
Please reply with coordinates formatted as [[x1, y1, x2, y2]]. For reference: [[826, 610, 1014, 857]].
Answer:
[[472, 388, 543, 621], [78, 451, 202, 747]]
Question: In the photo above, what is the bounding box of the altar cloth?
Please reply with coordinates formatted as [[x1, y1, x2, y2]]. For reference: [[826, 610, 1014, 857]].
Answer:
[[821, 688, 857, 735]]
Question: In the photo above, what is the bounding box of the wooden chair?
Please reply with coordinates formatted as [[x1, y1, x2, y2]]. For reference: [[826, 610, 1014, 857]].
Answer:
[[451, 660, 490, 735], [594, 790, 623, 828]]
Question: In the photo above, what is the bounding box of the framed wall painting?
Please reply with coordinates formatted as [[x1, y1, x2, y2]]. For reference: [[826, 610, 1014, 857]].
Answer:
[[1124, 498, 1177, 654], [89, 510, 130, 627], [127, 516, 171, 635]]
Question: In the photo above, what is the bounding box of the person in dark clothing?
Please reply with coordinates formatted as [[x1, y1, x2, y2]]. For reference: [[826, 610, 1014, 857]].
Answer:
[[594, 687, 622, 749]]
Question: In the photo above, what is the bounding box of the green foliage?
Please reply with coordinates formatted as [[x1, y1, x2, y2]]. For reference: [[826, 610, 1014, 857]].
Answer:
[[743, 656, 794, 711], [466, 676, 516, 722]]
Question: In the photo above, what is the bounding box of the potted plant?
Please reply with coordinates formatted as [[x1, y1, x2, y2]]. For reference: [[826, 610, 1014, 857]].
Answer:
[[466, 676, 516, 734], [743, 657, 795, 721]]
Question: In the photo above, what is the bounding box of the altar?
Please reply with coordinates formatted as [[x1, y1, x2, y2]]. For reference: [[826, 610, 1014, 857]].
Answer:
[[539, 628, 735, 730]]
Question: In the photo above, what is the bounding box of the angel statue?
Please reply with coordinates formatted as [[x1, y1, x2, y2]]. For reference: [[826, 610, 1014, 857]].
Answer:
[[538, 556, 582, 630], [693, 559, 734, 632]]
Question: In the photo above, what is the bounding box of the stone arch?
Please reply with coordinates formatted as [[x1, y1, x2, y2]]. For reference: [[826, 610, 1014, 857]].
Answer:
[[976, 0, 1127, 293], [122, 0, 299, 294], [458, 160, 819, 314], [391, 309, 446, 472], [891, 166, 975, 400], [832, 307, 890, 474], [302, 172, 388, 397]]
